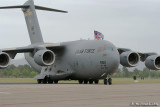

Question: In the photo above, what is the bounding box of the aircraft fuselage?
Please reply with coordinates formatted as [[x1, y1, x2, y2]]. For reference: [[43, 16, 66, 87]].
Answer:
[[25, 40, 120, 80]]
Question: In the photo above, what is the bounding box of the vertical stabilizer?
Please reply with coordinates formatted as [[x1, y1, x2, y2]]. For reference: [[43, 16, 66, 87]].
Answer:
[[23, 0, 44, 44], [0, 0, 67, 44]]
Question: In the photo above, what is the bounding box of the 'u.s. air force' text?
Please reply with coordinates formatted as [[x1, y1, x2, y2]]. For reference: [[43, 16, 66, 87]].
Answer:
[[75, 49, 95, 55]]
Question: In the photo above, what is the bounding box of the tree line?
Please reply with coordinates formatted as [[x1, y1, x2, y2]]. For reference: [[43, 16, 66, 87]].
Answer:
[[113, 67, 160, 78], [0, 65, 38, 78], [0, 65, 160, 78]]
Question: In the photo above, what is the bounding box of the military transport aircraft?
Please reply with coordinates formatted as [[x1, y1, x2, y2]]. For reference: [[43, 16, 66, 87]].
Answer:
[[0, 0, 160, 85]]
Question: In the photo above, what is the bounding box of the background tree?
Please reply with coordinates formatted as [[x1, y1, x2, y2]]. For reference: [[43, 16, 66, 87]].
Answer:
[[0, 64, 38, 78]]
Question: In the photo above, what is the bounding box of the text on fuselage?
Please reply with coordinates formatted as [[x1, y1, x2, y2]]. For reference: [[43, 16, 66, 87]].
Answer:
[[75, 49, 95, 55]]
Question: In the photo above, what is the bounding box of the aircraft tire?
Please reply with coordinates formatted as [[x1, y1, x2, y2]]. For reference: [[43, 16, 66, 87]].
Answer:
[[54, 80, 58, 84], [78, 80, 83, 84], [104, 79, 107, 85], [108, 78, 112, 85], [94, 80, 99, 84], [42, 79, 47, 84], [89, 80, 93, 84], [37, 79, 42, 84], [84, 80, 88, 84], [48, 79, 53, 84]]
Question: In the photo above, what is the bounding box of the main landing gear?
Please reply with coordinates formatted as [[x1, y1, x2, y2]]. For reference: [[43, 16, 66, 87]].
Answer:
[[37, 77, 112, 85], [78, 80, 99, 84], [37, 79, 58, 84]]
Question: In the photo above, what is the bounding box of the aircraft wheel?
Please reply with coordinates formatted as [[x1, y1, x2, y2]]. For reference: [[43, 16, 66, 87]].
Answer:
[[94, 80, 99, 84], [42, 79, 47, 84], [89, 80, 93, 84], [108, 78, 112, 85], [104, 79, 107, 85], [78, 80, 83, 84], [37, 79, 42, 84], [48, 79, 53, 84], [54, 80, 58, 84], [84, 80, 88, 84]]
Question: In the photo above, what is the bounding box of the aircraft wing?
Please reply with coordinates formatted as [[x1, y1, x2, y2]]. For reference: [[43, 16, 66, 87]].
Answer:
[[1, 46, 35, 59], [117, 48, 160, 70], [117, 48, 131, 54], [0, 43, 64, 59], [117, 48, 158, 61], [137, 52, 158, 62], [0, 43, 65, 68]]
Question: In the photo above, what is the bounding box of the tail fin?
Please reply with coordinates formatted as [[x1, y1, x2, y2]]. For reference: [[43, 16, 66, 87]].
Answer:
[[0, 0, 67, 44]]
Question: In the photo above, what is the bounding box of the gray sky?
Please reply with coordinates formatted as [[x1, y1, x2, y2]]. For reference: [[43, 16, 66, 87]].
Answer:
[[0, 0, 160, 59]]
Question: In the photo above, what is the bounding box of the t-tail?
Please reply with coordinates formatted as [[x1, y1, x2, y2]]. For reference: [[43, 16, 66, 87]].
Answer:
[[0, 0, 67, 44]]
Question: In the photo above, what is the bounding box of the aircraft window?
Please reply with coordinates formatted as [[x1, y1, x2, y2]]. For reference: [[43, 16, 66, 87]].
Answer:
[[106, 47, 114, 51]]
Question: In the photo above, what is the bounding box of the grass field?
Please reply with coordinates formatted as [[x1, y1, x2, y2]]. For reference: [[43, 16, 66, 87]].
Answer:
[[0, 78, 160, 84]]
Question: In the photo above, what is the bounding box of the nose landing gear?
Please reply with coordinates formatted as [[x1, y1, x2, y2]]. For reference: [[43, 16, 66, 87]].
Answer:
[[104, 75, 112, 85]]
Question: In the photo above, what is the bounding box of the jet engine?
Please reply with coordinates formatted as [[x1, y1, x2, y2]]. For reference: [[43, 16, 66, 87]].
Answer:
[[120, 51, 139, 67], [145, 55, 160, 70], [34, 50, 55, 66], [0, 52, 10, 68]]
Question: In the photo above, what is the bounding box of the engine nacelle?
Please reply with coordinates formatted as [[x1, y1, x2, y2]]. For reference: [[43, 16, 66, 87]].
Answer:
[[34, 50, 55, 66], [0, 52, 10, 68], [120, 51, 140, 67], [145, 55, 160, 70]]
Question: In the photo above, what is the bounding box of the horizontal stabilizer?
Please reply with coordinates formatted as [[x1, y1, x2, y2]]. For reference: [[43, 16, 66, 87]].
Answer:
[[35, 5, 67, 13], [0, 5, 29, 9], [0, 5, 67, 13]]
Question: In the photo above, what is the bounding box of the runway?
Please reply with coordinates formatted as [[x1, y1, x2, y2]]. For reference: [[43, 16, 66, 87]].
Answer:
[[0, 83, 160, 107]]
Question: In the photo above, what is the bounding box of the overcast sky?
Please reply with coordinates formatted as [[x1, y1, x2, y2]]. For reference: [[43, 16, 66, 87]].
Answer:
[[0, 0, 160, 59]]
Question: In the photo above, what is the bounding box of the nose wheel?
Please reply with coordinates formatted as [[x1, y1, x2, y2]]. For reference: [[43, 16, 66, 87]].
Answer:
[[104, 76, 112, 85]]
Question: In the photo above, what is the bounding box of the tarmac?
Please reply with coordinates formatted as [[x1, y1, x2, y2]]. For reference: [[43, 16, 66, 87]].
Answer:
[[0, 83, 160, 107]]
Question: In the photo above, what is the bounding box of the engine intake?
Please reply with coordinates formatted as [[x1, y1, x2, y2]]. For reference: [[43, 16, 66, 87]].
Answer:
[[145, 55, 160, 70], [34, 50, 55, 66], [0, 52, 10, 68], [120, 51, 139, 67]]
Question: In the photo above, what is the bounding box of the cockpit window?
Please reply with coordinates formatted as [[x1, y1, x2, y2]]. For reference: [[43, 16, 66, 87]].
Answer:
[[97, 46, 114, 52], [105, 47, 114, 51]]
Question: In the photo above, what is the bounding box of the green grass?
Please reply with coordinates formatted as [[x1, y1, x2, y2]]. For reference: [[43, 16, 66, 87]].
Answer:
[[0, 78, 37, 83], [0, 78, 160, 84]]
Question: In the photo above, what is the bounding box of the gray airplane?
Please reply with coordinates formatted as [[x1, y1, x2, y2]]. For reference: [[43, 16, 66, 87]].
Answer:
[[0, 0, 160, 85]]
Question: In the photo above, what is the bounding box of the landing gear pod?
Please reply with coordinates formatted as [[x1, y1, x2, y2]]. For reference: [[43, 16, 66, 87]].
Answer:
[[34, 50, 55, 66], [120, 51, 140, 67], [0, 52, 10, 68], [145, 55, 160, 70]]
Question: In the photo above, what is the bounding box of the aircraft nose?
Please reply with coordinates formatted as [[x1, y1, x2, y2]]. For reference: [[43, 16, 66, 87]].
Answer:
[[106, 48, 120, 74]]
